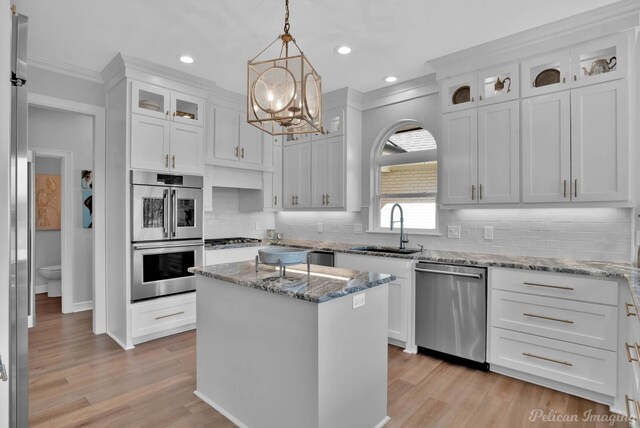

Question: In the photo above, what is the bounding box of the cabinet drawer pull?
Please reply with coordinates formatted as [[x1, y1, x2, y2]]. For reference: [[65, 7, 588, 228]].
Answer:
[[626, 342, 639, 363], [522, 352, 572, 366], [155, 311, 185, 320], [625, 395, 639, 421], [523, 313, 574, 324], [523, 282, 574, 291], [626, 303, 638, 317]]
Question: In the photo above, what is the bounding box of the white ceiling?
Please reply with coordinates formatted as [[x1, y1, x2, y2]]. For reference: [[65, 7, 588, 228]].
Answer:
[[21, 0, 622, 94]]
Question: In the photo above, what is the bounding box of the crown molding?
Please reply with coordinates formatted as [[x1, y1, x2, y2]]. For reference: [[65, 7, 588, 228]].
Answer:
[[28, 55, 104, 84], [361, 74, 438, 111], [429, 0, 640, 79]]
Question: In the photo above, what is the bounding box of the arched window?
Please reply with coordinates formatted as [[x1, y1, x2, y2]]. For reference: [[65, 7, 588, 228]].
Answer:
[[371, 122, 438, 233]]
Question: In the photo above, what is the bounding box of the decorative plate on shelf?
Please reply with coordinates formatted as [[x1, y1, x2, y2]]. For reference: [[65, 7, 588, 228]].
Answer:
[[533, 69, 560, 88], [139, 100, 161, 111], [452, 86, 470, 105]]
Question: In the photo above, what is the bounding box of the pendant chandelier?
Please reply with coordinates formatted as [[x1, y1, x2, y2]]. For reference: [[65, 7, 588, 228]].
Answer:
[[247, 0, 323, 136]]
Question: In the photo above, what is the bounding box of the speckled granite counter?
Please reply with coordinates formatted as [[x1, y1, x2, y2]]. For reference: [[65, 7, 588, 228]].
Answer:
[[276, 239, 640, 309], [204, 241, 267, 250], [189, 261, 395, 303]]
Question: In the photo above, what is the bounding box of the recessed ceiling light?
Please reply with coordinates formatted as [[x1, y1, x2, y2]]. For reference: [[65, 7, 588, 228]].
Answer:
[[179, 55, 194, 64], [335, 46, 351, 55], [384, 76, 397, 83]]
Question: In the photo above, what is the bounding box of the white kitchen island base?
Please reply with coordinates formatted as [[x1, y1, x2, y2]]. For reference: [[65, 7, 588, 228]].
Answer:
[[194, 271, 390, 428]]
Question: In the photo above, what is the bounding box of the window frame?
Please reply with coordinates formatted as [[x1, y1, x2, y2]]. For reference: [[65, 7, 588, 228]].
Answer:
[[368, 121, 440, 235]]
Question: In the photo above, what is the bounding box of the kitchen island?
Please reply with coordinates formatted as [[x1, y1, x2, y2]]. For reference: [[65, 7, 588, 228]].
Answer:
[[190, 261, 395, 428]]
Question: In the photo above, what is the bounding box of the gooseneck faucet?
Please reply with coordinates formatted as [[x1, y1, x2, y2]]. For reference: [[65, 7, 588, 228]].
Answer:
[[390, 203, 409, 250]]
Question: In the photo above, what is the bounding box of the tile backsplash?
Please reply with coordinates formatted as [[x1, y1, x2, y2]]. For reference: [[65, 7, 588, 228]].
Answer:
[[275, 207, 633, 262], [204, 188, 275, 239]]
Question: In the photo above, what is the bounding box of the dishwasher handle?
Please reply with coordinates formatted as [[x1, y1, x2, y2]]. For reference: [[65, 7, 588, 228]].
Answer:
[[415, 267, 483, 280]]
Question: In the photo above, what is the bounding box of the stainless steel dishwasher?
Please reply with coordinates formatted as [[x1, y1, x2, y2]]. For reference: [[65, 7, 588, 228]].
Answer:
[[414, 262, 488, 370]]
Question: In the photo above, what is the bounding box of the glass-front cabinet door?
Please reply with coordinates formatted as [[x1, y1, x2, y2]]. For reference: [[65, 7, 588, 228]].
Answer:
[[570, 34, 627, 88], [441, 72, 477, 113], [132, 81, 171, 120], [171, 91, 204, 126], [132, 185, 170, 242], [521, 51, 570, 98], [477, 63, 519, 106]]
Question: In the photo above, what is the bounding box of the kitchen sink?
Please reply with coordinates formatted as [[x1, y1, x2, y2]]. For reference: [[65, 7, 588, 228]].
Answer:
[[350, 246, 422, 255]]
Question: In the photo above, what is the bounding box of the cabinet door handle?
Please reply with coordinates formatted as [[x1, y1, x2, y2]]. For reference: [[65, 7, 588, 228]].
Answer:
[[479, 184, 483, 200], [241, 147, 245, 158], [235, 147, 239, 158], [563, 180, 567, 198], [274, 195, 278, 206], [172, 112, 176, 119], [626, 342, 640, 363], [291, 195, 295, 206], [326, 194, 330, 205], [322, 194, 326, 205], [574, 179, 577, 198], [626, 302, 637, 317], [562, 77, 566, 83], [165, 154, 169, 168], [172, 155, 175, 169], [166, 110, 169, 118], [523, 281, 574, 291], [471, 96, 475, 102], [479, 95, 483, 101], [522, 352, 572, 366], [471, 185, 475, 201], [295, 195, 299, 205], [523, 313, 574, 324], [573, 75, 577, 81]]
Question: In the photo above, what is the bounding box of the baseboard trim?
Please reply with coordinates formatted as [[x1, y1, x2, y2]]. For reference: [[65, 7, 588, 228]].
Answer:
[[107, 331, 134, 351], [73, 300, 93, 312], [193, 390, 249, 428], [35, 284, 48, 294], [374, 416, 391, 428]]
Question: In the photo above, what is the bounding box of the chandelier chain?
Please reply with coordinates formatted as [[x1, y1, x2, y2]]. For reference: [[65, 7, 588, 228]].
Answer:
[[283, 0, 290, 34]]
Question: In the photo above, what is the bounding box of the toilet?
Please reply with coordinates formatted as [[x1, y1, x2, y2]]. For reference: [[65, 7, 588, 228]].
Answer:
[[39, 265, 62, 297]]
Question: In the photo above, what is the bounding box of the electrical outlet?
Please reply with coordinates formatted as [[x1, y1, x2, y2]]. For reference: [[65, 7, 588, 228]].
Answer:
[[317, 223, 323, 233], [484, 226, 493, 240], [353, 223, 363, 234], [353, 293, 366, 309], [447, 225, 460, 239]]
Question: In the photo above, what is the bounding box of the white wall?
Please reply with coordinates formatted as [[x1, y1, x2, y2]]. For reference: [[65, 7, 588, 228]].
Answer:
[[28, 65, 105, 107], [204, 188, 275, 239], [34, 156, 61, 287], [28, 106, 94, 303]]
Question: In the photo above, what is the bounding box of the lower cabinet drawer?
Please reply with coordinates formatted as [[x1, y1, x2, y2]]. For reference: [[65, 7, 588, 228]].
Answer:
[[490, 327, 616, 396], [131, 293, 196, 339], [492, 290, 617, 351]]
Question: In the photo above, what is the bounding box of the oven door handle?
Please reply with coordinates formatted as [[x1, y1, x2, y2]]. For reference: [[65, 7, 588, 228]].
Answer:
[[163, 189, 169, 238], [133, 241, 203, 251], [172, 188, 177, 238]]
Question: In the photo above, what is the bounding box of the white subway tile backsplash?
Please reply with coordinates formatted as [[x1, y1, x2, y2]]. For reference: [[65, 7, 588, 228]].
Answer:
[[275, 207, 633, 262]]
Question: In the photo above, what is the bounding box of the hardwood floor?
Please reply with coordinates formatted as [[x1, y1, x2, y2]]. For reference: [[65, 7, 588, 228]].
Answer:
[[29, 294, 625, 427]]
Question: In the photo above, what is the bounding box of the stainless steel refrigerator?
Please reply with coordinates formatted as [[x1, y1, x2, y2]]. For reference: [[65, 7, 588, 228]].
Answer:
[[9, 11, 29, 427]]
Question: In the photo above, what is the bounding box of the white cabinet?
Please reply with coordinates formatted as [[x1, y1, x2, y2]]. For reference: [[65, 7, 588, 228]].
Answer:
[[442, 64, 519, 113], [489, 268, 618, 398], [263, 143, 283, 210], [311, 137, 344, 208], [283, 143, 311, 208], [130, 293, 196, 344], [521, 34, 627, 98], [441, 100, 519, 205], [571, 80, 628, 202], [441, 72, 477, 113], [204, 246, 268, 265], [131, 114, 204, 174], [132, 81, 204, 126], [522, 80, 628, 203], [334, 253, 413, 348], [210, 106, 263, 166]]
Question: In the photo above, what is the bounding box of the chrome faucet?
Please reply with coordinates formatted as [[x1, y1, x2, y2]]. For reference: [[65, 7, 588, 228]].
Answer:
[[390, 203, 409, 250]]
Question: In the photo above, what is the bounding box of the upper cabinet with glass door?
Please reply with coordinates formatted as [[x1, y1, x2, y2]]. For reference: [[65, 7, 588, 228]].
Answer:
[[132, 81, 204, 127], [521, 33, 627, 98], [477, 63, 519, 106], [441, 72, 477, 113]]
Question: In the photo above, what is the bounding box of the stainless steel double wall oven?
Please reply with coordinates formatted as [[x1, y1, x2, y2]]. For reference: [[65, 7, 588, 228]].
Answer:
[[131, 171, 203, 302]]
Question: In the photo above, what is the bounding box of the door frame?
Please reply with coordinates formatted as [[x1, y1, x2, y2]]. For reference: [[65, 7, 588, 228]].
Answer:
[[30, 148, 73, 313], [28, 93, 106, 334]]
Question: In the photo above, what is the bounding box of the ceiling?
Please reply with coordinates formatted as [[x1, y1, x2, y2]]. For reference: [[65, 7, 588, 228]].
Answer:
[[21, 0, 622, 94]]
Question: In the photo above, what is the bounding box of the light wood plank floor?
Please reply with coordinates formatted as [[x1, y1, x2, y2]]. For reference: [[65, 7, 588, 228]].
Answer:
[[29, 294, 626, 427]]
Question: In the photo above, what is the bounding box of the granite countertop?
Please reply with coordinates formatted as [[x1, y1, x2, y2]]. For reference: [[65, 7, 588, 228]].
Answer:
[[189, 261, 396, 303], [204, 241, 268, 250], [275, 239, 640, 311]]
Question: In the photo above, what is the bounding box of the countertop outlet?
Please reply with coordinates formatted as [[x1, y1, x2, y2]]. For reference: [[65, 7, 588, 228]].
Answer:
[[448, 225, 461, 239], [484, 226, 493, 240]]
